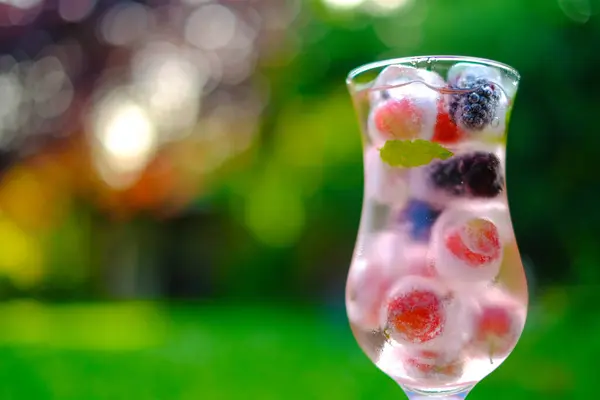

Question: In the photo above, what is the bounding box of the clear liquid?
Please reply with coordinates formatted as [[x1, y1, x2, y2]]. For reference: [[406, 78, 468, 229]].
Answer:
[[346, 67, 527, 393]]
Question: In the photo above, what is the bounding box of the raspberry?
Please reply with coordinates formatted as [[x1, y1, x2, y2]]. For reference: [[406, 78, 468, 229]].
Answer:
[[404, 353, 463, 383], [429, 152, 503, 198], [398, 199, 442, 241], [449, 77, 501, 131], [445, 218, 501, 269], [469, 303, 523, 360], [432, 110, 465, 144], [384, 277, 448, 345], [372, 98, 423, 140]]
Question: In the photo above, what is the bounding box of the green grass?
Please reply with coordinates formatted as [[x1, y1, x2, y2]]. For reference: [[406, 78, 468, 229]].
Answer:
[[0, 290, 594, 399]]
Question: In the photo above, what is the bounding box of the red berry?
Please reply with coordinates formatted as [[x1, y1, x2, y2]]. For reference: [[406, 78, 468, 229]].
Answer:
[[385, 278, 447, 344], [404, 353, 463, 383], [468, 299, 523, 360], [432, 111, 465, 144], [445, 218, 501, 269], [373, 98, 423, 140]]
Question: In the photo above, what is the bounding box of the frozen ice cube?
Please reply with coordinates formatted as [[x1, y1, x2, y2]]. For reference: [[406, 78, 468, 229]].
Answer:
[[407, 164, 456, 209], [447, 63, 502, 88], [380, 275, 469, 350], [447, 63, 511, 137], [368, 66, 445, 146], [398, 241, 436, 278], [430, 204, 508, 282], [347, 232, 405, 331], [408, 146, 506, 207], [465, 286, 526, 359], [402, 349, 465, 384], [371, 65, 446, 103], [483, 85, 509, 137], [364, 146, 409, 207]]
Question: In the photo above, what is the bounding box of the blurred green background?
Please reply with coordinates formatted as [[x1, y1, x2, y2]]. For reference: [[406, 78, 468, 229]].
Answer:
[[0, 0, 596, 398]]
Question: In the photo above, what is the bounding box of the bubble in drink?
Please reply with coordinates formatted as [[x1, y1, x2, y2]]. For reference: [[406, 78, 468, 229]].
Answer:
[[368, 66, 445, 146]]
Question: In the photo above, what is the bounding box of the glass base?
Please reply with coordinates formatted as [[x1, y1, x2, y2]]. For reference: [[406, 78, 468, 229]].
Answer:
[[403, 384, 472, 399]]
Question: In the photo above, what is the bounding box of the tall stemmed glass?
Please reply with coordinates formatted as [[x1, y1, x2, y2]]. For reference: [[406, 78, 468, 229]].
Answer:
[[345, 56, 528, 399]]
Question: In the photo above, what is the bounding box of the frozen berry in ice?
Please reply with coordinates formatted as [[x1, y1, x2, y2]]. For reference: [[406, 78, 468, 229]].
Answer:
[[469, 303, 523, 360], [449, 78, 501, 131], [404, 352, 464, 383], [398, 199, 443, 242], [384, 277, 450, 345], [372, 98, 423, 140], [433, 217, 503, 282], [446, 218, 501, 269], [432, 111, 465, 144], [429, 152, 503, 198]]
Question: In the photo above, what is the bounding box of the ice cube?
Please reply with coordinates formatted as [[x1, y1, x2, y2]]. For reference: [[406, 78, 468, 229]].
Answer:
[[367, 66, 445, 146], [407, 164, 456, 209], [399, 242, 436, 278], [371, 65, 446, 104], [430, 205, 508, 282], [449, 62, 519, 100], [347, 258, 389, 331], [447, 63, 511, 137], [347, 232, 405, 331], [483, 85, 509, 137], [364, 146, 409, 207], [396, 199, 443, 242], [402, 348, 465, 384], [447, 62, 503, 88], [465, 286, 526, 359], [380, 275, 469, 349], [408, 148, 506, 207]]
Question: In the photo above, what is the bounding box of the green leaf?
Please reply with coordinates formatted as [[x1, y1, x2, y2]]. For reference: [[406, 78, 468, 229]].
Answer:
[[379, 139, 454, 168]]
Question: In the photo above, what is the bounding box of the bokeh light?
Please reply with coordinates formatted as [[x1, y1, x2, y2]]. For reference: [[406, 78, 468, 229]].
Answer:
[[322, 0, 364, 10], [92, 91, 157, 189]]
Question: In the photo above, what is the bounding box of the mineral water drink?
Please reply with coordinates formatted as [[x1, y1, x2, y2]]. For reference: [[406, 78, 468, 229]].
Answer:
[[346, 61, 527, 393]]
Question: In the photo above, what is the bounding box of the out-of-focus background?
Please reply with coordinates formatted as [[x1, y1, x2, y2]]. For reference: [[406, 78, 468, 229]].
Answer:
[[0, 0, 597, 398]]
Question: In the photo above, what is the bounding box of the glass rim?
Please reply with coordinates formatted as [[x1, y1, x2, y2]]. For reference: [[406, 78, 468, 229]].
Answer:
[[346, 55, 520, 94]]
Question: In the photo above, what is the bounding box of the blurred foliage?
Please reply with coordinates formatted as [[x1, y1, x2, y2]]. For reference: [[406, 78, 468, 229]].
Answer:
[[0, 0, 596, 300], [0, 288, 594, 399]]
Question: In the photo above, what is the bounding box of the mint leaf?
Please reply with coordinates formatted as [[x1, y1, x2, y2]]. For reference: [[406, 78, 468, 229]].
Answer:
[[379, 139, 454, 168]]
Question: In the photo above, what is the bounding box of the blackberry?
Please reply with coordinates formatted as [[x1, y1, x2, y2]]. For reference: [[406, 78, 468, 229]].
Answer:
[[449, 77, 501, 131], [429, 152, 504, 198], [398, 199, 442, 241]]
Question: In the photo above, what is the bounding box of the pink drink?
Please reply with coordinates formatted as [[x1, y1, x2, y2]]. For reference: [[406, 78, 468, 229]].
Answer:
[[346, 58, 528, 395]]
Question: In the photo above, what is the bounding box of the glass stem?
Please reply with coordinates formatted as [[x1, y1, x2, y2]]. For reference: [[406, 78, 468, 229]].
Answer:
[[404, 388, 470, 400]]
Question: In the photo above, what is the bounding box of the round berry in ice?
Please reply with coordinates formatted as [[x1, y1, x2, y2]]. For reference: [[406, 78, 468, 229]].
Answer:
[[432, 216, 504, 282], [469, 301, 524, 360], [383, 276, 451, 345]]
